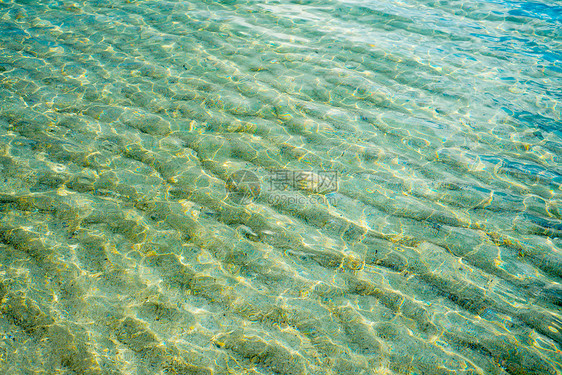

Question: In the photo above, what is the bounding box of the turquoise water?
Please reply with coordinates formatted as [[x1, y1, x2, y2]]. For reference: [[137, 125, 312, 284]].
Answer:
[[0, 0, 561, 373]]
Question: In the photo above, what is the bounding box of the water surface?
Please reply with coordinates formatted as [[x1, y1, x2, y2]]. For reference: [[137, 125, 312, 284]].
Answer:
[[0, 0, 561, 374]]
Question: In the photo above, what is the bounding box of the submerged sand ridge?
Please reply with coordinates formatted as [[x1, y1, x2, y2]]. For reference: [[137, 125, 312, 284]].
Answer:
[[0, 0, 561, 374]]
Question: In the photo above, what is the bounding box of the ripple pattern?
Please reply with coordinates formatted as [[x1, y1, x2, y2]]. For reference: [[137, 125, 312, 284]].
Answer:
[[0, 0, 561, 374]]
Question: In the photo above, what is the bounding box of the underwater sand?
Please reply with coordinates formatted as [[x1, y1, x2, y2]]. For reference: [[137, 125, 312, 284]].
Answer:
[[0, 0, 561, 374]]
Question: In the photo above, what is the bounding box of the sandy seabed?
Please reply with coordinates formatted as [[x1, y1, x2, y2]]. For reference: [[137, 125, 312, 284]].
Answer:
[[0, 0, 561, 374]]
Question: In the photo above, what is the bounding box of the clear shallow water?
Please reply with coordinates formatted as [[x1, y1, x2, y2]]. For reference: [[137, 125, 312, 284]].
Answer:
[[0, 0, 561, 373]]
